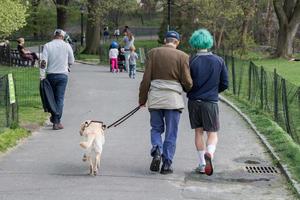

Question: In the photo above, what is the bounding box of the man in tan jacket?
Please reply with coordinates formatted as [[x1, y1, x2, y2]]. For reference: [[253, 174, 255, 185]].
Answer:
[[139, 31, 193, 174]]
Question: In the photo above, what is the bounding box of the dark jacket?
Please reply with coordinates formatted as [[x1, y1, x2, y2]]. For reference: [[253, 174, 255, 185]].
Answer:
[[187, 52, 229, 102], [40, 79, 58, 115]]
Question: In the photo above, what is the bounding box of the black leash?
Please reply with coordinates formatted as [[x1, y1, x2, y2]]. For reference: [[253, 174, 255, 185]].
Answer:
[[107, 106, 141, 129]]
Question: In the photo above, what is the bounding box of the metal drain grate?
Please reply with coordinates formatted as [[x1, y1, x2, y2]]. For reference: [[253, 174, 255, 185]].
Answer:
[[245, 166, 279, 174]]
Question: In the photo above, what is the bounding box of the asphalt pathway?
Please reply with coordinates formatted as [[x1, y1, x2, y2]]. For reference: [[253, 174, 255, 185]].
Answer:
[[0, 63, 296, 200]]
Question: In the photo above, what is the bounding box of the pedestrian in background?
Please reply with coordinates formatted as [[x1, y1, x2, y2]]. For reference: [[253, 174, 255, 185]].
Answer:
[[123, 30, 135, 72], [40, 29, 75, 130], [187, 29, 228, 175], [128, 45, 138, 79], [139, 31, 193, 174], [109, 41, 119, 73], [17, 38, 39, 66]]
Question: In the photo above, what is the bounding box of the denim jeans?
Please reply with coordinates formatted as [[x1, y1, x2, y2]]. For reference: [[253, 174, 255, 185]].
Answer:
[[129, 64, 136, 78], [47, 74, 68, 124], [150, 109, 181, 166]]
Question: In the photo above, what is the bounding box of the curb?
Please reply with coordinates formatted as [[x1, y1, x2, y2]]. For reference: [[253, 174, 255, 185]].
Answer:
[[75, 60, 102, 66], [219, 95, 300, 197]]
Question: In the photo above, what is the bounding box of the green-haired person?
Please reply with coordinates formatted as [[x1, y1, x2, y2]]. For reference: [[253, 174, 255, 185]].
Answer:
[[187, 29, 229, 176]]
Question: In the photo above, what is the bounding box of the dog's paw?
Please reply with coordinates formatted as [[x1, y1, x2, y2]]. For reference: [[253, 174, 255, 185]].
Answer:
[[89, 165, 93, 176], [93, 170, 98, 176], [80, 142, 88, 149], [82, 154, 87, 162]]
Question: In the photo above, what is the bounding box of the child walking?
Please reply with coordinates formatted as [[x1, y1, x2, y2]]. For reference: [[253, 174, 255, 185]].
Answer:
[[109, 41, 119, 73], [128, 46, 138, 79], [118, 47, 126, 72]]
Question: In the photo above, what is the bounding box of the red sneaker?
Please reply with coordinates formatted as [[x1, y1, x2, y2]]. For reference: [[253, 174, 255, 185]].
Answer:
[[204, 152, 214, 176]]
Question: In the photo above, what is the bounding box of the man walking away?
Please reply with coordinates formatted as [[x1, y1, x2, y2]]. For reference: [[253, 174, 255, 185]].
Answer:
[[187, 29, 228, 176], [139, 31, 193, 174], [40, 29, 75, 130]]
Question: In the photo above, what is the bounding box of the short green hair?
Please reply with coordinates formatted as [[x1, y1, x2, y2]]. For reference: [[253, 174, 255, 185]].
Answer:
[[189, 29, 213, 49]]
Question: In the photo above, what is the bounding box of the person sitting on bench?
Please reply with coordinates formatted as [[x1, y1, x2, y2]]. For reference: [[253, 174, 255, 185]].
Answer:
[[17, 38, 39, 65]]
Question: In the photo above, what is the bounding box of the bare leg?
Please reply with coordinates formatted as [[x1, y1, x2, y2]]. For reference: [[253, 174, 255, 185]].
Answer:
[[207, 132, 218, 158], [207, 132, 218, 145], [195, 128, 205, 150]]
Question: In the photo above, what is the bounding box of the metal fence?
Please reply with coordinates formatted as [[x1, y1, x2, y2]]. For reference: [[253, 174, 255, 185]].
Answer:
[[224, 55, 300, 144], [0, 74, 18, 129]]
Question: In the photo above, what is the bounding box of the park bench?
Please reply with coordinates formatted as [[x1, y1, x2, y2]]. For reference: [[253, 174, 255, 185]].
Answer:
[[0, 46, 34, 67], [9, 49, 34, 67]]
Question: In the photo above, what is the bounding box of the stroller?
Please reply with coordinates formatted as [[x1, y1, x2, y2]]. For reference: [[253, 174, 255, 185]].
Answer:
[[118, 47, 126, 72]]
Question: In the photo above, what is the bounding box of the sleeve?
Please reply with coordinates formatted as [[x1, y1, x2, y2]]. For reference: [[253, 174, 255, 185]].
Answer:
[[138, 52, 152, 105], [109, 49, 112, 58], [67, 43, 75, 65], [180, 55, 193, 93], [218, 61, 229, 93], [40, 45, 48, 79]]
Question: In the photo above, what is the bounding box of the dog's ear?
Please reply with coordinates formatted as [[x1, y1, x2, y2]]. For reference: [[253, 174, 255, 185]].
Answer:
[[102, 124, 107, 130], [79, 122, 85, 136], [85, 120, 91, 126]]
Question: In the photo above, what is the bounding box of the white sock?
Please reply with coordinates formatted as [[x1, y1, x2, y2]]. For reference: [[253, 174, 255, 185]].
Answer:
[[207, 144, 216, 159], [197, 150, 206, 166]]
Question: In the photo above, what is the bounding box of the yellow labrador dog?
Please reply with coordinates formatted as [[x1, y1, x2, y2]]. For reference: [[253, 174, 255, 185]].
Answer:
[[79, 120, 106, 176]]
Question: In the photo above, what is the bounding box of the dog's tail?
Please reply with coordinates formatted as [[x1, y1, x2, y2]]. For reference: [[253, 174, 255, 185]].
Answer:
[[80, 133, 96, 149]]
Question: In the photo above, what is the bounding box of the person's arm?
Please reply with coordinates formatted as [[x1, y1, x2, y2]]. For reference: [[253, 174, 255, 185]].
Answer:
[[180, 55, 193, 93], [109, 49, 112, 59], [40, 45, 48, 79], [18, 45, 27, 55], [67, 43, 75, 65], [139, 52, 152, 106], [219, 61, 229, 93]]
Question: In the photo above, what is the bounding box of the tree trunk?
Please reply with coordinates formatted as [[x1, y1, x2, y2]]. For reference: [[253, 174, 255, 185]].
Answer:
[[276, 24, 299, 57], [83, 0, 100, 54], [55, 0, 69, 30], [56, 6, 67, 29], [216, 25, 225, 49], [273, 0, 300, 58], [31, 0, 40, 40], [265, 0, 273, 45], [240, 16, 251, 53]]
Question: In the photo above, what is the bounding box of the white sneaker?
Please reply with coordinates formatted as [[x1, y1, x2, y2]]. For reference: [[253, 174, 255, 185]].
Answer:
[[195, 164, 205, 174]]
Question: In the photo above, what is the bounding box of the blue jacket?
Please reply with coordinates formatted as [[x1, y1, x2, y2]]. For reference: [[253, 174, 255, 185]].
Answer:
[[187, 52, 228, 102]]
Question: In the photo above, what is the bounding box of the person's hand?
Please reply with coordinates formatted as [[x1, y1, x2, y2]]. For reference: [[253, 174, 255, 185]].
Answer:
[[40, 77, 45, 81], [40, 60, 46, 69], [139, 103, 146, 108]]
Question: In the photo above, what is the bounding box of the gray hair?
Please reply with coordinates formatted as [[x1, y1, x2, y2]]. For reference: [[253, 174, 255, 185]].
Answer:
[[165, 37, 178, 44]]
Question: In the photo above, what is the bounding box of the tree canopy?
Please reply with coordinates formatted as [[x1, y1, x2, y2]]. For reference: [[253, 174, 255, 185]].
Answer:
[[0, 0, 28, 39]]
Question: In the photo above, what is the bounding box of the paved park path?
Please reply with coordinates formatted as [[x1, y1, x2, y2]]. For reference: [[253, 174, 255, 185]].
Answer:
[[0, 63, 296, 200]]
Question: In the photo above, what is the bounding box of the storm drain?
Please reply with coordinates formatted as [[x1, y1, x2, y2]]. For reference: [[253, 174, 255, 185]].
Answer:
[[245, 166, 279, 174]]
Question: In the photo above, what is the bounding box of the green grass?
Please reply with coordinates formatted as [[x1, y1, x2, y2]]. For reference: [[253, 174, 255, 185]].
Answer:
[[224, 93, 300, 186], [0, 65, 47, 147], [253, 58, 300, 86], [0, 128, 31, 152]]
